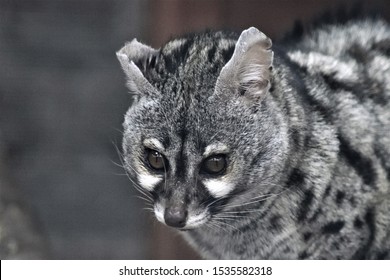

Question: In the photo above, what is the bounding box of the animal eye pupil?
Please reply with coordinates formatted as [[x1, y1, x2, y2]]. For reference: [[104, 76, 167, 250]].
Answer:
[[147, 150, 165, 170], [203, 155, 226, 174]]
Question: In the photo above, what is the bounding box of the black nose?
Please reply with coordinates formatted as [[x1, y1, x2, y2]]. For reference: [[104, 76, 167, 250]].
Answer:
[[164, 206, 187, 228]]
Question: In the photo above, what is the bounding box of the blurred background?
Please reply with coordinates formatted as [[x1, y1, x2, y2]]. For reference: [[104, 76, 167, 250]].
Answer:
[[0, 0, 389, 259]]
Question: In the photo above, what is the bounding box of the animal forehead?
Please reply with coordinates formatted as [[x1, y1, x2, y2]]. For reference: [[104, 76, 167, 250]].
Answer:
[[171, 125, 231, 154], [145, 98, 241, 138], [160, 33, 236, 61], [155, 35, 236, 80]]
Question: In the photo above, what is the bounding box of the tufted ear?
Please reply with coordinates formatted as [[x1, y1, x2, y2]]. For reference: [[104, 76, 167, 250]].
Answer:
[[215, 27, 273, 100], [116, 39, 159, 99]]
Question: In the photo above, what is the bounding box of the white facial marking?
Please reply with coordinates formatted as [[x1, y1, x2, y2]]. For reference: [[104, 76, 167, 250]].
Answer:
[[154, 203, 165, 224], [203, 143, 229, 158], [203, 178, 234, 198], [143, 138, 165, 152], [185, 211, 208, 229], [138, 173, 162, 191]]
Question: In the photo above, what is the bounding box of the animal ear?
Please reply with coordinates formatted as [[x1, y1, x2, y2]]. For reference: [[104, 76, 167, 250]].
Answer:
[[215, 27, 273, 100], [116, 39, 159, 98]]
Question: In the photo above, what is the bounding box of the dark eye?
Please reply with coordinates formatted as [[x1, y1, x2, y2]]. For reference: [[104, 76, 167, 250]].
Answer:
[[147, 149, 166, 171], [201, 155, 227, 175]]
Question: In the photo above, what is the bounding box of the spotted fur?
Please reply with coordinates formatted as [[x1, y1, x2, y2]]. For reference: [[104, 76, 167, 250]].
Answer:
[[117, 19, 390, 259]]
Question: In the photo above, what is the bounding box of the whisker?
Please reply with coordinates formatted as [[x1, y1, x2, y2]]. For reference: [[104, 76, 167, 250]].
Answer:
[[222, 208, 268, 214], [212, 216, 237, 221], [204, 192, 236, 209], [209, 131, 221, 143], [222, 193, 275, 210], [214, 214, 244, 219], [143, 208, 155, 214], [218, 183, 297, 213], [113, 173, 129, 176], [111, 159, 126, 169], [163, 155, 168, 193], [205, 221, 220, 232], [135, 195, 154, 204], [209, 220, 228, 233], [112, 142, 154, 202], [212, 219, 241, 234]]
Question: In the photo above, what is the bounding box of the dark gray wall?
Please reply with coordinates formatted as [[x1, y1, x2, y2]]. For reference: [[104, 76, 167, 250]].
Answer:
[[0, 0, 152, 259]]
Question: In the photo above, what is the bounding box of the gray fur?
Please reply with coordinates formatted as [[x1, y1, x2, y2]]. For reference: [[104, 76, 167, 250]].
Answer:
[[117, 19, 390, 259]]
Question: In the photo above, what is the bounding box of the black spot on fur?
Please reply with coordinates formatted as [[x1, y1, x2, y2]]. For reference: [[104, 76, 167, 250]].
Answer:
[[352, 208, 376, 259], [298, 250, 309, 259], [321, 68, 387, 105], [207, 45, 217, 63], [303, 232, 313, 242], [354, 217, 363, 229], [283, 247, 291, 254], [335, 190, 345, 205], [377, 251, 389, 260], [331, 241, 341, 250], [373, 39, 390, 56], [365, 209, 376, 241], [288, 168, 305, 187], [161, 136, 171, 150], [221, 47, 234, 63], [303, 134, 310, 147], [269, 215, 282, 232], [349, 196, 357, 207], [297, 190, 314, 222], [338, 135, 376, 187], [348, 44, 369, 63], [309, 208, 322, 222], [322, 73, 344, 91], [323, 184, 332, 198], [322, 220, 345, 234], [291, 128, 301, 148]]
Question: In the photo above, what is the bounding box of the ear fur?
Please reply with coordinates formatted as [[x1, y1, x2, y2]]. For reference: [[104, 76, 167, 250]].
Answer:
[[215, 27, 273, 100], [116, 39, 159, 98]]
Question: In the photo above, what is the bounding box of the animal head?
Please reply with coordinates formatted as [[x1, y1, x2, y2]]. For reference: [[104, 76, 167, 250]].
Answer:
[[117, 27, 287, 230]]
